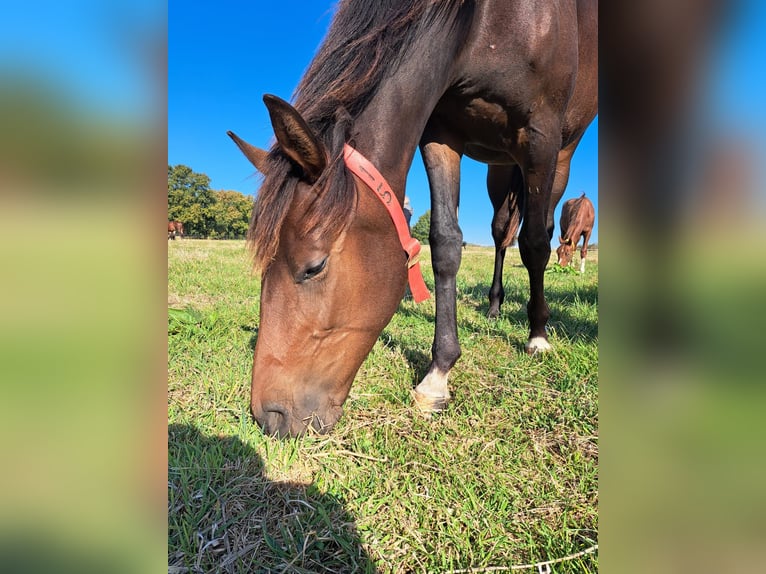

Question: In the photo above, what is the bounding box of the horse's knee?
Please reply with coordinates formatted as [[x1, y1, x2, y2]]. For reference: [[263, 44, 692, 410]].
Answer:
[[518, 235, 550, 269], [489, 281, 504, 303], [430, 224, 462, 248], [429, 227, 463, 275]]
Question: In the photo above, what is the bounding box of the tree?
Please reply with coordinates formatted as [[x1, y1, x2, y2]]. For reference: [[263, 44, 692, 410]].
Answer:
[[411, 210, 430, 245], [168, 165, 255, 238], [168, 164, 215, 236], [207, 190, 253, 238]]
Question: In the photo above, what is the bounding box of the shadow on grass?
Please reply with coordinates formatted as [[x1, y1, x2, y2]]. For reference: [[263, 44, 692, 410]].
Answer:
[[460, 281, 598, 343], [380, 327, 432, 384], [168, 424, 376, 573], [385, 278, 596, 378], [240, 324, 259, 351]]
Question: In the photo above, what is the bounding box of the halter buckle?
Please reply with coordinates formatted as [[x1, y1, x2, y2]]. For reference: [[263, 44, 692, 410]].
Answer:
[[405, 237, 422, 268]]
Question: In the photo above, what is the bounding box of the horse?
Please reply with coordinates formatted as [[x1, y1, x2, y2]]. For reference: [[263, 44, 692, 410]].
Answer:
[[556, 193, 595, 273], [228, 0, 598, 437], [168, 221, 184, 240]]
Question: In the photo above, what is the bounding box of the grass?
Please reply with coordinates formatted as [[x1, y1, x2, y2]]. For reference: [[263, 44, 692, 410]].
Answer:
[[168, 240, 598, 573]]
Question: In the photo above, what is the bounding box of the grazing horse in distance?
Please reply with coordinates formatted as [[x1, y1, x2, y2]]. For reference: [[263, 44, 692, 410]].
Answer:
[[556, 193, 595, 273], [168, 221, 184, 240], [228, 0, 598, 437]]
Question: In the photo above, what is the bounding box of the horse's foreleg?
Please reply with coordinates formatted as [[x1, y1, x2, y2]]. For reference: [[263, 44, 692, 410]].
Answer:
[[580, 229, 592, 273], [519, 128, 561, 354], [413, 131, 463, 413]]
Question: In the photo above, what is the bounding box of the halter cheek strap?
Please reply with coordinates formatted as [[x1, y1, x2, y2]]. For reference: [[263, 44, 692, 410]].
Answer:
[[343, 144, 431, 303]]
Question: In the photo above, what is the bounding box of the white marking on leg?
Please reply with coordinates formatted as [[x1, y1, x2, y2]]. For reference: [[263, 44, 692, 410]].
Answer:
[[580, 257, 586, 273], [525, 336, 553, 355], [415, 367, 450, 399], [413, 367, 451, 413]]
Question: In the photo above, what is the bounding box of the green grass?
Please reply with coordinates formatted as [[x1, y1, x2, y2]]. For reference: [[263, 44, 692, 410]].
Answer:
[[168, 240, 598, 573]]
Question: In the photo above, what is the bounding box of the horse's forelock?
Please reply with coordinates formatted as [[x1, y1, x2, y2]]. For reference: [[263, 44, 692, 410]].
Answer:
[[247, 154, 293, 272], [247, 113, 356, 274]]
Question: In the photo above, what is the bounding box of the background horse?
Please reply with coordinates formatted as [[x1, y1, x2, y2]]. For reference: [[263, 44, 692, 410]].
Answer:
[[168, 221, 184, 240], [556, 193, 595, 272], [229, 0, 597, 436]]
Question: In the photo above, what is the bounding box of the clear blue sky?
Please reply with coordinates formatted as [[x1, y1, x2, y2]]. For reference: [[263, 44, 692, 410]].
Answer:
[[3, 1, 762, 246], [168, 1, 598, 246]]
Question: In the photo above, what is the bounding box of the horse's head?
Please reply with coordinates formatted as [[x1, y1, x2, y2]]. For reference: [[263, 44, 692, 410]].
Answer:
[[229, 95, 408, 437], [556, 237, 574, 267]]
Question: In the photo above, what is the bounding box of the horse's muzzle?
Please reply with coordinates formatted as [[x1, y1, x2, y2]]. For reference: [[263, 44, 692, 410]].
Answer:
[[252, 400, 342, 438]]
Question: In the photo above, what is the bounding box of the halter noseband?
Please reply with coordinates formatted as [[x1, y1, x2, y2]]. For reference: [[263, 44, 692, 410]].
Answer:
[[343, 144, 430, 303]]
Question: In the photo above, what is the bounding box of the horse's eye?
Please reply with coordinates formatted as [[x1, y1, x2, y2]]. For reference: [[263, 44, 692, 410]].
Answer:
[[299, 257, 327, 282]]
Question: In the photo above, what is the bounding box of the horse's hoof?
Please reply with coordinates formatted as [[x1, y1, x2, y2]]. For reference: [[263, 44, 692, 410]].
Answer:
[[525, 336, 553, 355], [411, 390, 450, 416]]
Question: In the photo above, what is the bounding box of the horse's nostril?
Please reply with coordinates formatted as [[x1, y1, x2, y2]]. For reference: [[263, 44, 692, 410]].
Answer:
[[256, 403, 289, 436], [262, 410, 284, 435]]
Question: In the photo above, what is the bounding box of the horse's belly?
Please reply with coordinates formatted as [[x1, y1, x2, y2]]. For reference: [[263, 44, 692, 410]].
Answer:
[[463, 144, 516, 165], [430, 93, 533, 166]]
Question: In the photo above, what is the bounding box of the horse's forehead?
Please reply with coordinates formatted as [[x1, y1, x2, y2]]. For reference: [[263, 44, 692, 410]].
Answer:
[[280, 189, 321, 238], [284, 182, 319, 219], [279, 206, 333, 256]]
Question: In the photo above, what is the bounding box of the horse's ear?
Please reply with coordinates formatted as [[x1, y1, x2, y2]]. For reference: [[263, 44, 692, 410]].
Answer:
[[263, 94, 326, 183], [227, 131, 269, 173]]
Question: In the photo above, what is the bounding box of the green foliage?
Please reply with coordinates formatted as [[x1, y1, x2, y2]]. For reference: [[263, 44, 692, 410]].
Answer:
[[167, 165, 253, 238], [207, 190, 253, 239], [0, 78, 148, 193], [547, 262, 579, 274], [411, 209, 430, 244], [168, 307, 203, 335], [167, 165, 214, 236]]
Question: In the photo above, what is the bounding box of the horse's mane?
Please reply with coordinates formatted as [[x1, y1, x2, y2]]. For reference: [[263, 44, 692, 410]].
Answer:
[[247, 0, 474, 271]]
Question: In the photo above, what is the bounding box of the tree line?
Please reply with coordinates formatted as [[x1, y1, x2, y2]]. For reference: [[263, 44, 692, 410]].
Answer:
[[410, 209, 430, 245], [168, 164, 253, 238], [168, 163, 435, 242]]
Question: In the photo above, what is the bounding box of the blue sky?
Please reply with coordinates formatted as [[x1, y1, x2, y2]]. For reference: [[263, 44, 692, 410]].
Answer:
[[168, 1, 598, 246], [2, 1, 761, 246]]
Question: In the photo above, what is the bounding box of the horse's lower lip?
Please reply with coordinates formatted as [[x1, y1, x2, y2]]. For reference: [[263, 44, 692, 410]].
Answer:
[[309, 404, 343, 434]]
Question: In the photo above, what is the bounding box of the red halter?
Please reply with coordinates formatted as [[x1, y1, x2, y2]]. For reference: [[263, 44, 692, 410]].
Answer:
[[343, 144, 430, 303]]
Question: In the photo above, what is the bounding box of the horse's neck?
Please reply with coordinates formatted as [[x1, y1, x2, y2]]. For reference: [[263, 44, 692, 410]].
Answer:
[[350, 42, 459, 202]]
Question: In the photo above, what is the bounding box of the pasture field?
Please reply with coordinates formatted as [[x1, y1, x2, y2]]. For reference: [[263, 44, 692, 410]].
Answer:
[[168, 240, 598, 573]]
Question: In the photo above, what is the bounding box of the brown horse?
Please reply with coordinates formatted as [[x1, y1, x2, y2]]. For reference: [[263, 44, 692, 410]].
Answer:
[[556, 193, 595, 272], [229, 0, 598, 436], [168, 221, 184, 240]]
